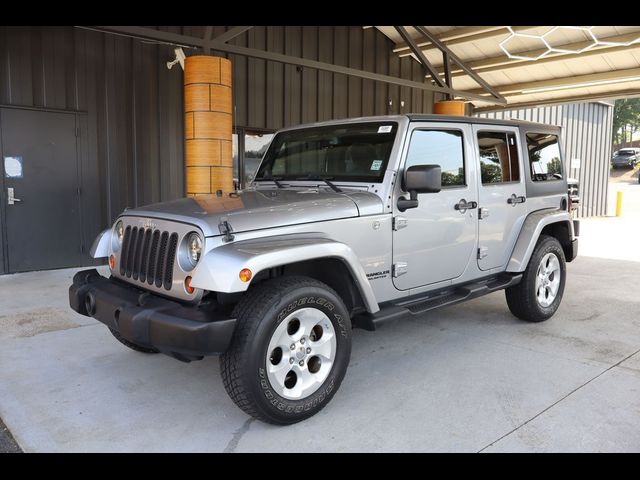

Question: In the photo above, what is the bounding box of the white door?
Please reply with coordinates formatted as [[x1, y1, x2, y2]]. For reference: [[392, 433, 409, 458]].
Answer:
[[392, 123, 478, 290], [473, 125, 527, 271]]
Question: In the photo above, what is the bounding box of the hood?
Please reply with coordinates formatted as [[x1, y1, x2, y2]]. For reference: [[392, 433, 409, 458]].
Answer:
[[122, 188, 384, 237]]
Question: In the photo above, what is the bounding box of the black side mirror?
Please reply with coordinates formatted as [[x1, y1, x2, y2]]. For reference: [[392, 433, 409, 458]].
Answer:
[[398, 165, 441, 212]]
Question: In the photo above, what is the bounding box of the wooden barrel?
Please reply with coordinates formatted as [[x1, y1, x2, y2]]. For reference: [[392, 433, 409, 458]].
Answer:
[[434, 100, 466, 116], [184, 56, 233, 195]]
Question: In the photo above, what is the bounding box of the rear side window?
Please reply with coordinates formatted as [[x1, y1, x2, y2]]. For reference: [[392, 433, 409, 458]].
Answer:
[[526, 133, 563, 181], [477, 131, 520, 184]]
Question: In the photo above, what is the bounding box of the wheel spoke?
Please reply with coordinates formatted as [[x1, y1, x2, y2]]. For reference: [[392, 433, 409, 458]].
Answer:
[[309, 332, 334, 359], [268, 361, 292, 387], [296, 308, 326, 337]]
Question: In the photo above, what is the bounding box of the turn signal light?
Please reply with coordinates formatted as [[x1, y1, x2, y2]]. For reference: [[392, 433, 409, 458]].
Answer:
[[109, 255, 115, 270], [185, 276, 195, 294], [239, 268, 252, 282]]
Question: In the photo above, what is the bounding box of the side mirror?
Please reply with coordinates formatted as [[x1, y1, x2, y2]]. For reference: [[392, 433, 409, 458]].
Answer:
[[398, 165, 441, 211]]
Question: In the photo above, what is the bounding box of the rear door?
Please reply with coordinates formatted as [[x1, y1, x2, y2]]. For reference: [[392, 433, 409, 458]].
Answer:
[[473, 125, 527, 271]]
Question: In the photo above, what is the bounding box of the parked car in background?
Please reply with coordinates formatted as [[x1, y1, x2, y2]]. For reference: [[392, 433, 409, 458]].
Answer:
[[611, 148, 640, 169]]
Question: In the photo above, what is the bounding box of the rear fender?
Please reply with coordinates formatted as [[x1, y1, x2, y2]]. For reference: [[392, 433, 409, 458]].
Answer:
[[507, 209, 574, 272]]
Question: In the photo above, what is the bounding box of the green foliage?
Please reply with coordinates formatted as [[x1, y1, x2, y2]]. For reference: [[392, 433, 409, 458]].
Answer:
[[547, 157, 562, 175], [480, 162, 503, 184], [613, 98, 640, 144]]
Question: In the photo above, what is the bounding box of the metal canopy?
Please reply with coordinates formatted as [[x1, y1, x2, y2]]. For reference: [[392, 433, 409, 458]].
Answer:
[[376, 25, 640, 111], [85, 26, 508, 105]]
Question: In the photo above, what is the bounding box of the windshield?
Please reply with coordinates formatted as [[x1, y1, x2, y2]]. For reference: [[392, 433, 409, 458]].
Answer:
[[254, 122, 398, 183], [618, 150, 635, 156]]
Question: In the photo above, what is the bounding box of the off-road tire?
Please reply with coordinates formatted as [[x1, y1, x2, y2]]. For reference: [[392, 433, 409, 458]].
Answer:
[[109, 327, 160, 354], [505, 235, 566, 322], [220, 276, 352, 425]]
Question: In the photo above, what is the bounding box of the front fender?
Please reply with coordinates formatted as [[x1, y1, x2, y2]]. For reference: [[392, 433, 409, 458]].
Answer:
[[90, 228, 111, 258], [190, 236, 380, 313], [506, 209, 574, 272]]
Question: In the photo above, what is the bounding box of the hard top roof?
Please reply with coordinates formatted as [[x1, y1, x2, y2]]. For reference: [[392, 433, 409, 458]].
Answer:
[[279, 114, 561, 133]]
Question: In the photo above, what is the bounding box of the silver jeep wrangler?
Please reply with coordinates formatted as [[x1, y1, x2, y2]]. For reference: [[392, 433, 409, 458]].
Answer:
[[69, 114, 579, 424]]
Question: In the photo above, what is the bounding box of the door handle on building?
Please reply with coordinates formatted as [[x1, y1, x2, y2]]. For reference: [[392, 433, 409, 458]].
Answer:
[[507, 194, 526, 205], [7, 187, 22, 205]]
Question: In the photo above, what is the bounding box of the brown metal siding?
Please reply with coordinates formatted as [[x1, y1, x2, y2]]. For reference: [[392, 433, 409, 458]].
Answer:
[[0, 25, 437, 272], [476, 102, 613, 218]]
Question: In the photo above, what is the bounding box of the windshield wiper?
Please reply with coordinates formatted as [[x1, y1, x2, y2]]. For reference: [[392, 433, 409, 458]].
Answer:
[[255, 175, 284, 189], [295, 175, 342, 193]]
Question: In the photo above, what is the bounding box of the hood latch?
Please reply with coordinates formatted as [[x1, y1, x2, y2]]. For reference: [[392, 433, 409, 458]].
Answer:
[[219, 219, 235, 242]]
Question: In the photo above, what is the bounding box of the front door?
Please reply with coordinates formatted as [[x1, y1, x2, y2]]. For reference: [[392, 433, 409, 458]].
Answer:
[[392, 123, 478, 290], [1, 108, 83, 273], [473, 125, 527, 271]]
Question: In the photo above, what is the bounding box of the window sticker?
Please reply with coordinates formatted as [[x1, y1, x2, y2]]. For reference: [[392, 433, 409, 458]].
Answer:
[[4, 156, 23, 178], [370, 160, 383, 170], [377, 125, 393, 133]]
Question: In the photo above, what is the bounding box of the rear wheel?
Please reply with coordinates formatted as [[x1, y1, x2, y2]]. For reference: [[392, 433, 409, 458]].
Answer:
[[220, 276, 351, 425], [108, 328, 159, 354], [505, 235, 566, 322]]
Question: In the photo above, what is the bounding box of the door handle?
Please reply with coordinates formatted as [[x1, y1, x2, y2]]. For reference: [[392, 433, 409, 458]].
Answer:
[[454, 199, 477, 212], [7, 187, 21, 205], [507, 194, 526, 205]]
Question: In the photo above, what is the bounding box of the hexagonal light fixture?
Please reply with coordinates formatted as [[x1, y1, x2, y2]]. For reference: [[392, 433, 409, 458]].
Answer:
[[500, 26, 640, 61]]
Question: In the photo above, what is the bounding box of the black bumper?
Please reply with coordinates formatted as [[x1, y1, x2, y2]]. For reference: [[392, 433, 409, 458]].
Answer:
[[69, 269, 236, 361]]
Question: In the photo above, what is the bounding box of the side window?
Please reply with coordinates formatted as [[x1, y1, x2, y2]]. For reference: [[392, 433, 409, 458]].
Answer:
[[477, 131, 520, 184], [406, 129, 465, 187], [526, 133, 563, 181]]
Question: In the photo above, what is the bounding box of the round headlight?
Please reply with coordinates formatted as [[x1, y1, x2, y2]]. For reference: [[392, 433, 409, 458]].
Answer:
[[186, 232, 203, 267], [113, 220, 124, 251]]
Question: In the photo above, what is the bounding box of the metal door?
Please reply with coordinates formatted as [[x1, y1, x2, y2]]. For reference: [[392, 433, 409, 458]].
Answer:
[[1, 108, 83, 273], [473, 125, 527, 271], [392, 122, 478, 290]]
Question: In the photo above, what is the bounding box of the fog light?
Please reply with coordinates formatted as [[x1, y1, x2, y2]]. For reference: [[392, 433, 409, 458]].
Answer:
[[109, 255, 115, 270], [185, 276, 195, 294], [239, 268, 252, 282]]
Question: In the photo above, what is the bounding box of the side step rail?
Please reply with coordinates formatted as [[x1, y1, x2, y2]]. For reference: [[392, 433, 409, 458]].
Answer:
[[353, 273, 522, 331]]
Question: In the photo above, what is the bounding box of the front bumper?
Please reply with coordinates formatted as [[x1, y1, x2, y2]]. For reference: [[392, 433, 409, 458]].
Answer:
[[69, 269, 236, 361]]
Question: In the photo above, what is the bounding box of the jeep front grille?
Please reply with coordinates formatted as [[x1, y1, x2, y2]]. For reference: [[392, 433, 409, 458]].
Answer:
[[119, 226, 179, 290]]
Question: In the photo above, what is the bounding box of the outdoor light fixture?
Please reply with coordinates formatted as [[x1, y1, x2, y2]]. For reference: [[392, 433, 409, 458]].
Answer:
[[499, 26, 640, 61]]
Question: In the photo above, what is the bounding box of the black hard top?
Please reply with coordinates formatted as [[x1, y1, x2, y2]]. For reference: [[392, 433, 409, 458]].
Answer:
[[406, 113, 561, 131]]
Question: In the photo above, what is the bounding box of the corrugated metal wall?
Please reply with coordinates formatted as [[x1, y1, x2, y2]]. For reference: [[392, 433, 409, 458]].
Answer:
[[476, 102, 613, 217], [0, 25, 440, 271]]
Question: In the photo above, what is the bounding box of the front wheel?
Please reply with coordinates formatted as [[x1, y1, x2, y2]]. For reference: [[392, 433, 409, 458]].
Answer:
[[220, 276, 352, 425], [505, 235, 566, 322]]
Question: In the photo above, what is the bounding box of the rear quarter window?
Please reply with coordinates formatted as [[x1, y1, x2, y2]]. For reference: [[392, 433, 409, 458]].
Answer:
[[526, 133, 563, 182]]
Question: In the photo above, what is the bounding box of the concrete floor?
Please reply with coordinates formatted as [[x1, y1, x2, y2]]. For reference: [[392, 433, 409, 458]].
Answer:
[[1, 173, 639, 452]]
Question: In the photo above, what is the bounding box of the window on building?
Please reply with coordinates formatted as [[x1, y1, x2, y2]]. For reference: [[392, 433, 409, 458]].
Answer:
[[526, 133, 563, 181], [477, 131, 520, 184], [406, 130, 465, 187]]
